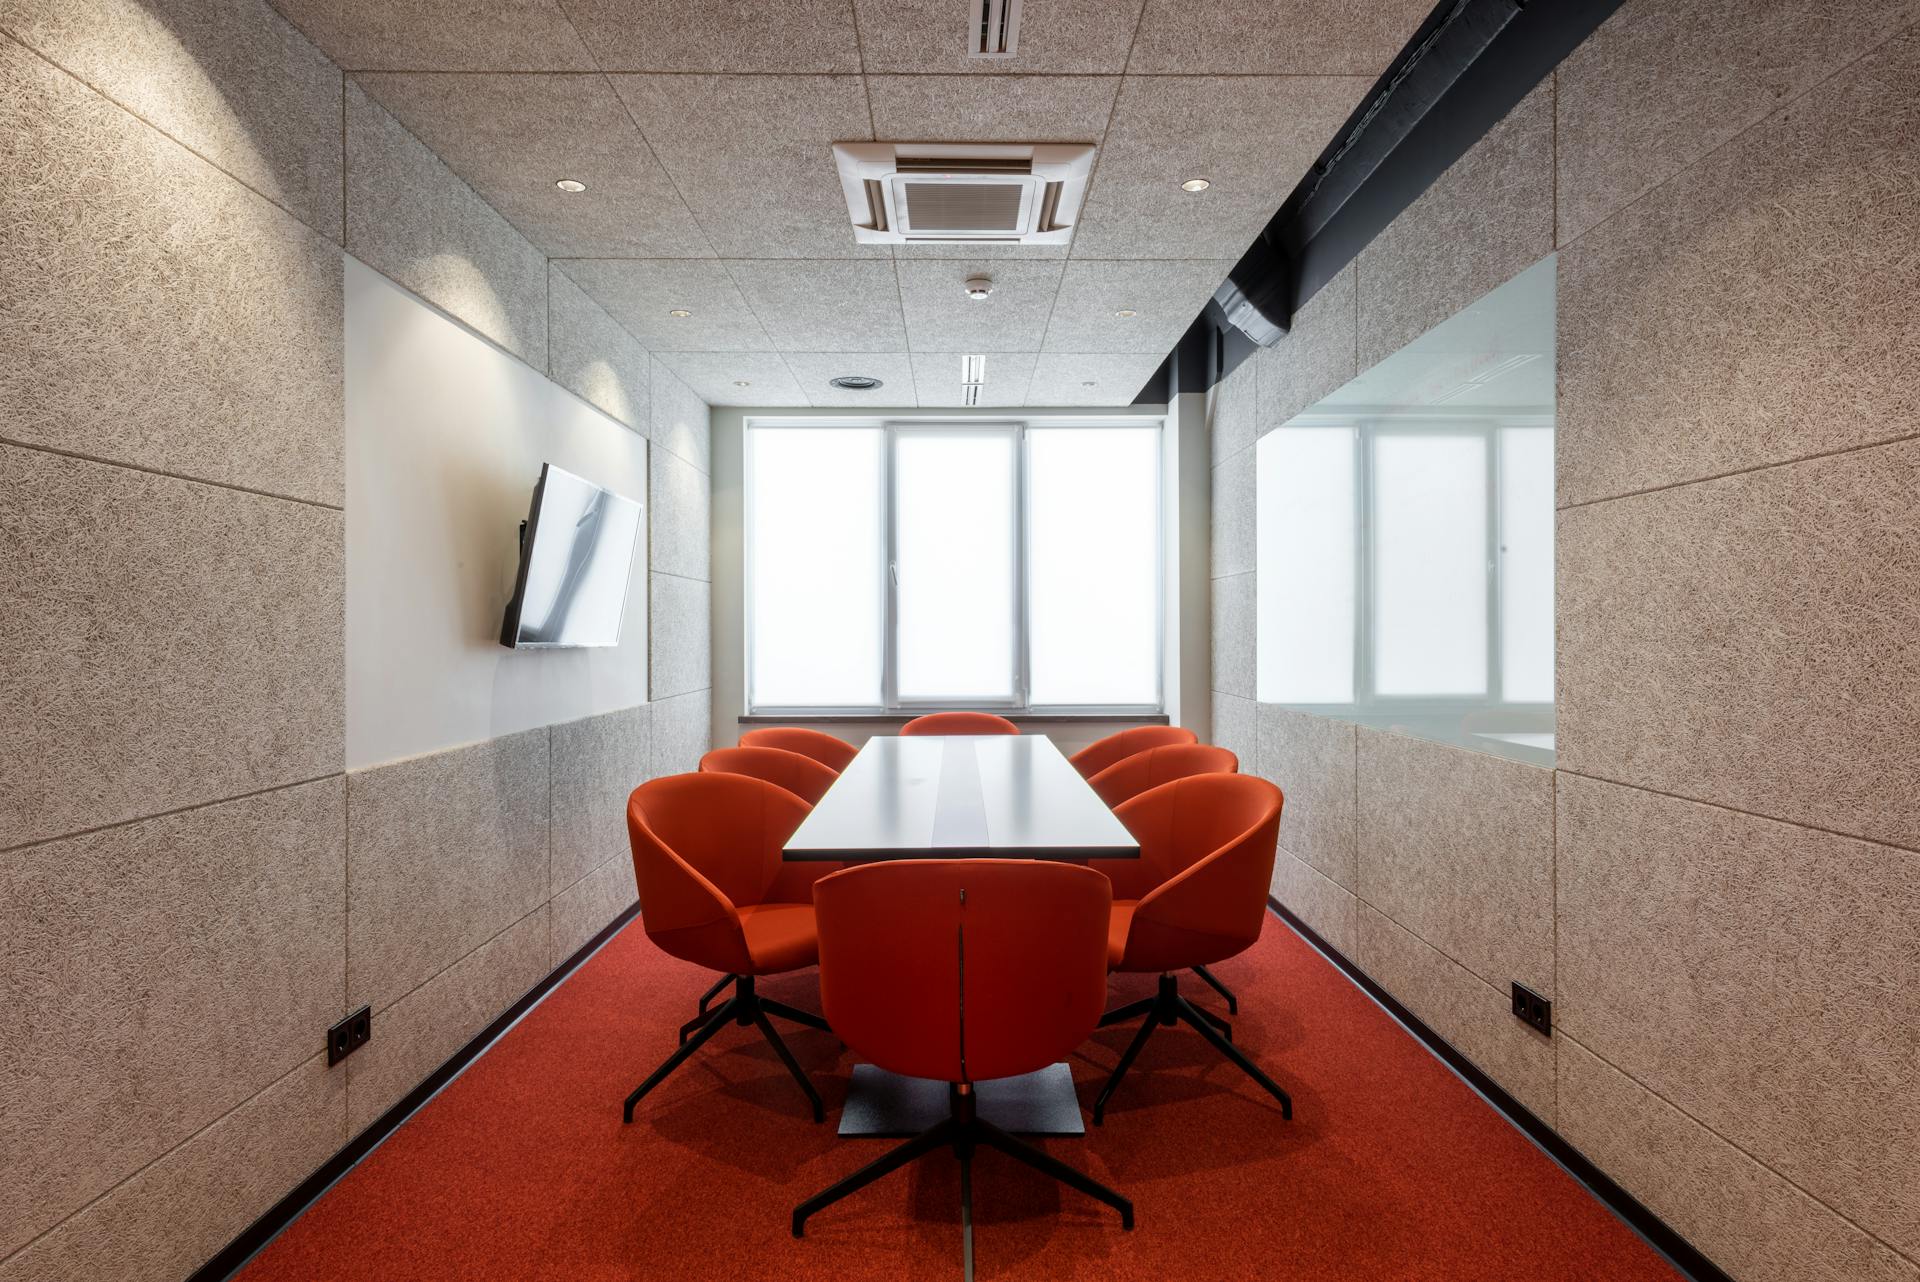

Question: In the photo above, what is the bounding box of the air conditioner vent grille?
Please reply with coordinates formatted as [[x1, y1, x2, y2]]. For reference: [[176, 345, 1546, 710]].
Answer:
[[895, 156, 1032, 175], [970, 0, 1022, 57], [833, 142, 1093, 246], [900, 181, 1026, 232]]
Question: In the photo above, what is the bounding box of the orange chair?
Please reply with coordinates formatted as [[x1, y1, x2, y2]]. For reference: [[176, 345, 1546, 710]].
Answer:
[[738, 726, 859, 775], [1086, 743, 1247, 1015], [675, 747, 841, 1037], [1090, 773, 1291, 1125], [1086, 743, 1238, 809], [622, 773, 833, 1123], [1068, 724, 1198, 780], [700, 745, 839, 806], [793, 860, 1132, 1260], [900, 711, 1019, 736]]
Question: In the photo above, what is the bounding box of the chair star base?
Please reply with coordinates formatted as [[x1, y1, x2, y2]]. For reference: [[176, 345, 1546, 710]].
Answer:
[[793, 1083, 1133, 1277], [1093, 972, 1293, 1126], [624, 975, 831, 1124]]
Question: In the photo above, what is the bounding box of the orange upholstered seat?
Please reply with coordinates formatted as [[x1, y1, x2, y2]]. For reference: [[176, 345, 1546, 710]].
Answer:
[[735, 903, 819, 972], [900, 711, 1020, 736], [738, 726, 859, 774], [1089, 772, 1293, 1125], [620, 772, 833, 1123], [1068, 724, 1198, 779], [1087, 742, 1238, 810], [794, 860, 1132, 1256], [700, 745, 840, 807]]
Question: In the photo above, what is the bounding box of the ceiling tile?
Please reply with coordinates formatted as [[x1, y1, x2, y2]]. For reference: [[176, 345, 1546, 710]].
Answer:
[[894, 259, 1064, 352], [562, 0, 860, 72], [854, 0, 1144, 74], [556, 260, 772, 350], [1127, 0, 1433, 74], [864, 74, 1119, 142], [910, 352, 1037, 408], [655, 353, 808, 406], [1024, 353, 1166, 406], [267, 0, 595, 71], [722, 260, 908, 353], [610, 75, 884, 259], [780, 353, 920, 406], [1041, 259, 1230, 353], [1071, 75, 1368, 259], [351, 74, 711, 258]]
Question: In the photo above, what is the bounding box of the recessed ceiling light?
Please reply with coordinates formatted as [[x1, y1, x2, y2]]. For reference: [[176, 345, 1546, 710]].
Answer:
[[555, 178, 587, 193], [668, 308, 692, 318], [1114, 308, 1138, 318], [1180, 177, 1211, 193], [829, 375, 883, 391]]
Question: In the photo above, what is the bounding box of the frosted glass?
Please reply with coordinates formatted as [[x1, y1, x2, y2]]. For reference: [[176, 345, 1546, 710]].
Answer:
[[1500, 428, 1555, 702], [1256, 427, 1356, 703], [1373, 434, 1487, 695], [895, 431, 1017, 701], [1027, 428, 1161, 706], [748, 428, 884, 707]]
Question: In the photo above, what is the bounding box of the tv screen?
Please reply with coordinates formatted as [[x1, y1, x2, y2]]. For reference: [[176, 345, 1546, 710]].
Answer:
[[499, 463, 643, 649]]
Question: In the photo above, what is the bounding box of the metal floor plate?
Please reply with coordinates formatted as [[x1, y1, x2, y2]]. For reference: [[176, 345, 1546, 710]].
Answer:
[[837, 1063, 1086, 1137]]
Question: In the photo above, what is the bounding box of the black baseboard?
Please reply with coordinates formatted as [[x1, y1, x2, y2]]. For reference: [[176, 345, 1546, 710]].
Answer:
[[1265, 898, 1733, 1282], [188, 901, 643, 1282]]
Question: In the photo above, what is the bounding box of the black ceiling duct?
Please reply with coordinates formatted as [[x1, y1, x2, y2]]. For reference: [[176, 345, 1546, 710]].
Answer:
[[1202, 0, 1625, 363]]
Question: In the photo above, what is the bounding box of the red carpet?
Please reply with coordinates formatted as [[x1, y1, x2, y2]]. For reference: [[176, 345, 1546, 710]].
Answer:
[[239, 915, 1684, 1281]]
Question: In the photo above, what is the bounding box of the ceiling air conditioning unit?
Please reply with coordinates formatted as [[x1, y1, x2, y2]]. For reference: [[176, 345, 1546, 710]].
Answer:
[[832, 142, 1095, 246]]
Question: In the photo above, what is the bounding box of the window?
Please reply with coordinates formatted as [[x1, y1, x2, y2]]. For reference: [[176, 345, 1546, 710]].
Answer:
[[747, 420, 1162, 712], [1254, 253, 1556, 760], [746, 427, 885, 708], [1256, 418, 1553, 711]]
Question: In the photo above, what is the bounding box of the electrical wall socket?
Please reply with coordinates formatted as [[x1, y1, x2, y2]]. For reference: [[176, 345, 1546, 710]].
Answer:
[[327, 1005, 372, 1066], [1510, 982, 1552, 1036]]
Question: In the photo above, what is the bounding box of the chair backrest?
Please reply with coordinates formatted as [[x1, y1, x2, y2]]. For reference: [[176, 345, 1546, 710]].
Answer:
[[1103, 773, 1283, 972], [1088, 743, 1238, 810], [900, 712, 1020, 737], [1067, 724, 1199, 780], [626, 773, 811, 974], [738, 726, 859, 774], [700, 745, 839, 806], [813, 860, 1111, 1084]]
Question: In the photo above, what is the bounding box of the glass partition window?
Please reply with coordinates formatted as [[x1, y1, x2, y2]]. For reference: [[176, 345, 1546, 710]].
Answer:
[[747, 427, 885, 708], [1254, 255, 1556, 762], [1027, 427, 1162, 706], [747, 421, 1162, 713], [1255, 427, 1355, 704], [1372, 432, 1488, 696], [893, 431, 1018, 702]]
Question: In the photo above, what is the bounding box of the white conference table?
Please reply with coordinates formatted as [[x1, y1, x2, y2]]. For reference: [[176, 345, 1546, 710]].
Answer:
[[784, 733, 1138, 1136]]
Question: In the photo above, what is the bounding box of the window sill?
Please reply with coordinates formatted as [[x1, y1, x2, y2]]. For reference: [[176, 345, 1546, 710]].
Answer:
[[739, 712, 1170, 726]]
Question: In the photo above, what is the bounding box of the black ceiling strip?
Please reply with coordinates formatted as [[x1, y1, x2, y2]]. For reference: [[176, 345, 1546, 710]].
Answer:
[[1281, 0, 1624, 320], [1152, 0, 1626, 401]]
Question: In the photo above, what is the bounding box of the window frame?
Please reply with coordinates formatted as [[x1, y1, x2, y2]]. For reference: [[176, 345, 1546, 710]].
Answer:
[[745, 415, 1166, 717], [1261, 408, 1553, 718]]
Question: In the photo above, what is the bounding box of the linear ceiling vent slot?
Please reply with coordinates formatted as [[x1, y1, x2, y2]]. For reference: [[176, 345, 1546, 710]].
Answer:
[[970, 0, 1022, 57], [833, 142, 1093, 245]]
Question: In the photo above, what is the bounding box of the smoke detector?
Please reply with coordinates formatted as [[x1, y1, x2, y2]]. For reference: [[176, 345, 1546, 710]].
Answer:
[[829, 375, 884, 391], [964, 276, 994, 301], [834, 142, 1095, 246]]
